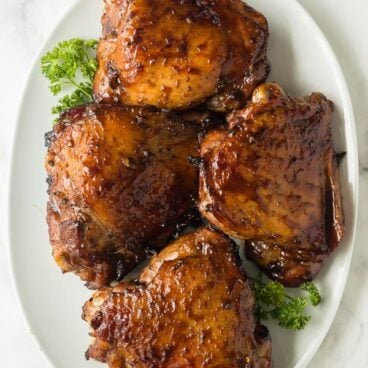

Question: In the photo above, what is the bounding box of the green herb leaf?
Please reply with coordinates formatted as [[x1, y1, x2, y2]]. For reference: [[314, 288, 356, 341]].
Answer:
[[41, 38, 98, 121], [272, 297, 311, 330], [250, 273, 321, 331], [301, 281, 322, 306]]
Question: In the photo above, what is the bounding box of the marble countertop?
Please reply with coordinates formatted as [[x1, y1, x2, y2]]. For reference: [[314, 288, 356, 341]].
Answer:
[[0, 0, 367, 367]]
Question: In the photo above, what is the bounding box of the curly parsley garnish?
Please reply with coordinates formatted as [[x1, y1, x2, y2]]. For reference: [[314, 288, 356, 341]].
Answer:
[[250, 273, 321, 330], [41, 38, 98, 119]]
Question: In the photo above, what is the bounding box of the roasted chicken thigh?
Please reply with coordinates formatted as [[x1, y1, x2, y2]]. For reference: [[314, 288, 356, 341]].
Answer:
[[46, 104, 200, 288], [83, 227, 272, 368], [199, 83, 344, 286], [94, 0, 270, 112]]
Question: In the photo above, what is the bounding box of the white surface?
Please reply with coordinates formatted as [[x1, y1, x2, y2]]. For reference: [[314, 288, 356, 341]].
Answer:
[[7, 1, 359, 366], [0, 1, 367, 368]]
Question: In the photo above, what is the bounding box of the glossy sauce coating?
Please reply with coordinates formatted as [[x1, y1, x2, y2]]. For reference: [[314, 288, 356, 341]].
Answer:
[[83, 227, 272, 368], [94, 0, 270, 112], [199, 83, 345, 286], [46, 104, 200, 288]]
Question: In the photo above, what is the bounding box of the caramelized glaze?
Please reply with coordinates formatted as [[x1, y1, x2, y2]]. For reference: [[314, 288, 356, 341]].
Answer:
[[94, 0, 270, 112], [83, 227, 272, 367], [199, 83, 345, 286], [46, 104, 201, 288]]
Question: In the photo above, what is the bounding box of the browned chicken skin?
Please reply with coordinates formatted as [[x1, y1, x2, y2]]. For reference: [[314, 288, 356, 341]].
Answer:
[[94, 0, 270, 112], [199, 83, 345, 286], [46, 104, 200, 288], [83, 227, 272, 368]]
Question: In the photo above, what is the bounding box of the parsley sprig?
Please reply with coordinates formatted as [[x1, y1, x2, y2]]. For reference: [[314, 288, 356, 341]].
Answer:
[[41, 38, 98, 118], [250, 273, 321, 330]]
